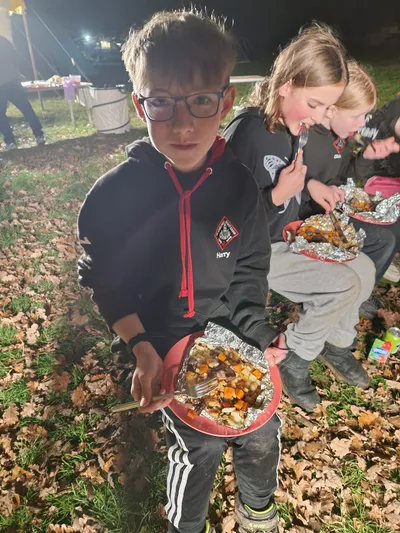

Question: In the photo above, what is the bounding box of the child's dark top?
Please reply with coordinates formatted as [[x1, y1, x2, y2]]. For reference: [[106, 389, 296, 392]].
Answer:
[[224, 107, 300, 243], [301, 98, 400, 217], [77, 137, 278, 357]]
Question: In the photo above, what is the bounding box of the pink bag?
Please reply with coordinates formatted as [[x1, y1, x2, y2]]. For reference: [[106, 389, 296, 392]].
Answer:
[[364, 176, 400, 198]]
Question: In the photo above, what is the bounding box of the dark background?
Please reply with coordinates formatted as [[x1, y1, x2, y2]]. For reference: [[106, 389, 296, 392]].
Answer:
[[10, 0, 400, 85]]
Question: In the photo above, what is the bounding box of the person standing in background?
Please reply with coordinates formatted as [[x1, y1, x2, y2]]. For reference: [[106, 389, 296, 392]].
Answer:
[[0, 35, 45, 150]]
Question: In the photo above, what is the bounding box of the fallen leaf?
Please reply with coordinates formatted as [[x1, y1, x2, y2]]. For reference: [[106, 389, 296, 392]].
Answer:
[[71, 384, 86, 407], [70, 309, 89, 326], [329, 437, 352, 458], [26, 323, 40, 345], [50, 371, 70, 392], [358, 411, 379, 429], [81, 466, 105, 485], [2, 403, 19, 426]]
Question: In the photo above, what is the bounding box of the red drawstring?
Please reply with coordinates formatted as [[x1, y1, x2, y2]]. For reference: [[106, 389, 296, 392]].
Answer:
[[164, 161, 213, 318]]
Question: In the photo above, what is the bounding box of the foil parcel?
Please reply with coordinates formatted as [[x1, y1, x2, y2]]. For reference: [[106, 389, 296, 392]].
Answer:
[[175, 322, 274, 429], [287, 214, 365, 262], [340, 178, 400, 224]]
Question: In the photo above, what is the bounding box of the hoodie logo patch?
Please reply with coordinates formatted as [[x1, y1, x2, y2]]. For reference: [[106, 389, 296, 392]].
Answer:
[[215, 217, 239, 250], [334, 137, 346, 154]]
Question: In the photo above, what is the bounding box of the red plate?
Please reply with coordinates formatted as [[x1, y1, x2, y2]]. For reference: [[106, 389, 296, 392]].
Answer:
[[282, 220, 356, 263], [161, 332, 282, 437], [346, 213, 397, 225]]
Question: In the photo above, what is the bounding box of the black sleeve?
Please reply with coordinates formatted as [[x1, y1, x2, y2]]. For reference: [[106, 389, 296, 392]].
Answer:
[[77, 167, 141, 328], [221, 187, 278, 351], [337, 144, 374, 185], [367, 98, 400, 142], [225, 116, 287, 216]]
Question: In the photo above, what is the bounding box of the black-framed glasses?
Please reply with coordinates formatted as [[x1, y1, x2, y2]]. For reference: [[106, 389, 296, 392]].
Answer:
[[138, 85, 229, 122]]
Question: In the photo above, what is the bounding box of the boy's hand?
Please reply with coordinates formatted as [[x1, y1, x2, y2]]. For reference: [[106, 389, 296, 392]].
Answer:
[[363, 137, 400, 160], [307, 180, 345, 212], [271, 150, 307, 206], [131, 342, 173, 414], [264, 333, 288, 367]]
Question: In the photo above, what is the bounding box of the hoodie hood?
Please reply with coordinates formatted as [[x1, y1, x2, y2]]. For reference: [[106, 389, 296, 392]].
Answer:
[[125, 136, 228, 175]]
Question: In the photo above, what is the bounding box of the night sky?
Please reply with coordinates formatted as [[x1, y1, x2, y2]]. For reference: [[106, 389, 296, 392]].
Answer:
[[29, 0, 400, 51]]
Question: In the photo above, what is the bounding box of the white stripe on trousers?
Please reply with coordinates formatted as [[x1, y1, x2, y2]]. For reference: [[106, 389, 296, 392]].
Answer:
[[275, 414, 282, 492], [162, 410, 194, 529]]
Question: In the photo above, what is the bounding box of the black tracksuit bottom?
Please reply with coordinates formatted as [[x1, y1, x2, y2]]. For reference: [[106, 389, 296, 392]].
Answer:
[[162, 409, 281, 533], [0, 81, 43, 144]]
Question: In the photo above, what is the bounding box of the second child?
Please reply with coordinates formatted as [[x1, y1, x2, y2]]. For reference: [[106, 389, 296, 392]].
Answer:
[[224, 26, 376, 412]]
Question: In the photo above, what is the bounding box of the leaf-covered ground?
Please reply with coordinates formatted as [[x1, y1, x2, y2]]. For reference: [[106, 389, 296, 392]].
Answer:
[[0, 80, 399, 533]]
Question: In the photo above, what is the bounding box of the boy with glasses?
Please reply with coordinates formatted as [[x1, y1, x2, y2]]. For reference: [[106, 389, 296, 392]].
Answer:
[[78, 9, 283, 533]]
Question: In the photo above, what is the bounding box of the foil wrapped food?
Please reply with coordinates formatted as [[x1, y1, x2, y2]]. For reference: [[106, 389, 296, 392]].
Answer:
[[175, 322, 274, 429], [287, 214, 365, 262], [340, 178, 400, 224]]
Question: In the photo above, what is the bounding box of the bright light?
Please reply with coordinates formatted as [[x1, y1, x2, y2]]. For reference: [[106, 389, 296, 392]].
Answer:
[[100, 40, 111, 49], [84, 34, 91, 42]]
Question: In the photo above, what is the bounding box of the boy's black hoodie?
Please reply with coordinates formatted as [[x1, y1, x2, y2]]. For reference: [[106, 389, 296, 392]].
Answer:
[[77, 137, 277, 355], [224, 107, 299, 243]]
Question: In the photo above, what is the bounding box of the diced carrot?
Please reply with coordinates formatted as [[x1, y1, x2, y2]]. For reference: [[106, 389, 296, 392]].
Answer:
[[199, 364, 209, 374], [186, 370, 195, 378], [242, 401, 249, 411], [223, 386, 236, 399], [218, 353, 226, 362], [234, 400, 244, 410], [233, 364, 243, 373], [235, 388, 244, 400], [187, 410, 196, 419], [252, 369, 262, 380]]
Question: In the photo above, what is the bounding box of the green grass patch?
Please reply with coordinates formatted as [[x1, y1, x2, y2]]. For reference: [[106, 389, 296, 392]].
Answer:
[[62, 413, 101, 445], [29, 280, 55, 294], [0, 348, 22, 377], [0, 504, 37, 532], [0, 224, 23, 248], [0, 378, 31, 408], [276, 502, 293, 529], [325, 383, 369, 408], [69, 364, 86, 388], [45, 478, 137, 533], [0, 325, 18, 347], [340, 461, 367, 489], [18, 438, 47, 468], [58, 449, 94, 483], [4, 294, 44, 314], [33, 351, 56, 377], [134, 451, 167, 533]]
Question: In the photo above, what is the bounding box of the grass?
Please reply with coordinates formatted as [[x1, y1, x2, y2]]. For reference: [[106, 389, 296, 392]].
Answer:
[[18, 438, 47, 468], [0, 348, 22, 377], [340, 461, 367, 489], [4, 295, 45, 314], [0, 325, 18, 347], [0, 378, 31, 408], [46, 479, 137, 533], [62, 413, 101, 444], [33, 351, 56, 376]]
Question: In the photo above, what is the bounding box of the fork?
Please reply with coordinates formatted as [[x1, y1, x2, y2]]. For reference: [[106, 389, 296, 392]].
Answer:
[[329, 210, 349, 244], [110, 376, 219, 413], [297, 123, 309, 157]]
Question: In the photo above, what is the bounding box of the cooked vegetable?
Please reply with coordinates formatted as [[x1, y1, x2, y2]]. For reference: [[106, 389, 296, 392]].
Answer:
[[180, 341, 267, 428], [223, 386, 236, 399]]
